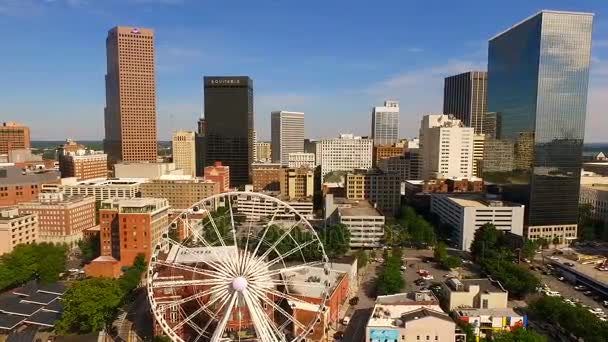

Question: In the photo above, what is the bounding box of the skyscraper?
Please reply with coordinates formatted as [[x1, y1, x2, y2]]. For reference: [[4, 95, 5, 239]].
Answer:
[[172, 131, 196, 177], [371, 101, 399, 145], [203, 76, 253, 188], [487, 10, 593, 244], [271, 111, 305, 165], [0, 122, 30, 155], [443, 71, 487, 134], [103, 26, 158, 165]]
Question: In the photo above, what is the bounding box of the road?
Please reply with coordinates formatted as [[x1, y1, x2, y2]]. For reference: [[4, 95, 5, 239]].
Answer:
[[341, 262, 380, 342]]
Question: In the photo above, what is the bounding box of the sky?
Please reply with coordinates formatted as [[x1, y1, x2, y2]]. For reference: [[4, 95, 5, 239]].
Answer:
[[1, 0, 607, 142]]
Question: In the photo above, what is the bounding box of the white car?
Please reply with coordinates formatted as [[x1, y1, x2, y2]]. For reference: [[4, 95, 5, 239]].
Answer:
[[342, 316, 350, 325], [400, 266, 407, 271], [422, 274, 434, 280], [543, 290, 561, 297], [549, 256, 559, 260]]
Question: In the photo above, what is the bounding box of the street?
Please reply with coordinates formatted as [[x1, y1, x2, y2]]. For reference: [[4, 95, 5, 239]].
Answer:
[[341, 262, 380, 342]]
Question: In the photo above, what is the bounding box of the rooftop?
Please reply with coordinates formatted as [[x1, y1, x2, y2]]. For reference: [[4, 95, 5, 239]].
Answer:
[[280, 265, 345, 299], [447, 278, 507, 293], [455, 307, 520, 317], [400, 307, 453, 324], [100, 197, 169, 212], [490, 10, 594, 41], [337, 199, 382, 217], [441, 194, 523, 209], [368, 291, 444, 328]]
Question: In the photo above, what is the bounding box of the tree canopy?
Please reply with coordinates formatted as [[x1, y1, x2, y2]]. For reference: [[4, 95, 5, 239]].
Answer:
[[0, 242, 67, 290], [491, 327, 547, 342], [376, 249, 404, 295], [387, 205, 436, 248], [78, 235, 100, 263]]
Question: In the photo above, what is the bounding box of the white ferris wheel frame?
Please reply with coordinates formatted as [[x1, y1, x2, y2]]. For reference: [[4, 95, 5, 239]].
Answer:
[[146, 191, 332, 342]]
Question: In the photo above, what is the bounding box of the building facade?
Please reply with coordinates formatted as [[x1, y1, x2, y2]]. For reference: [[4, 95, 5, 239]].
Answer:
[[103, 26, 158, 164], [254, 141, 271, 162], [419, 114, 474, 180], [18, 193, 96, 246], [486, 11, 593, 241], [171, 131, 196, 177], [472, 134, 485, 178], [345, 170, 401, 216], [0, 166, 60, 207], [204, 161, 230, 192], [140, 176, 219, 209], [0, 208, 38, 255], [113, 162, 183, 179], [41, 178, 144, 202], [251, 163, 282, 192], [443, 71, 488, 134], [371, 100, 400, 146], [203, 76, 254, 188], [57, 141, 108, 181], [580, 184, 608, 223], [287, 152, 315, 169], [0, 122, 31, 155], [373, 143, 406, 166], [271, 111, 304, 165], [316, 134, 373, 182], [325, 195, 385, 248], [430, 194, 524, 251], [279, 167, 314, 200]]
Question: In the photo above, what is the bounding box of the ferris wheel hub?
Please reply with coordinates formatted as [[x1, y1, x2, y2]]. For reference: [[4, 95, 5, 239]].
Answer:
[[232, 276, 248, 292]]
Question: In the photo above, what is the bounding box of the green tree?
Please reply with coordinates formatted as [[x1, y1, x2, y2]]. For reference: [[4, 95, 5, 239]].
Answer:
[[492, 327, 547, 342], [552, 236, 561, 246], [319, 224, 351, 258], [521, 239, 538, 260], [55, 278, 124, 334], [470, 223, 500, 260], [376, 249, 404, 295], [355, 249, 368, 269], [78, 235, 101, 263], [434, 241, 448, 261], [0, 243, 66, 290], [441, 255, 462, 270], [153, 336, 172, 342]]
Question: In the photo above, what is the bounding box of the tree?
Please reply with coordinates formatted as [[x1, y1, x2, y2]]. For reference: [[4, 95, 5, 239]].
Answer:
[[355, 249, 368, 269], [492, 327, 547, 342], [319, 224, 351, 258], [0, 243, 66, 290], [55, 278, 124, 334], [434, 241, 448, 261], [441, 256, 462, 270], [552, 236, 561, 246], [537, 237, 549, 249], [521, 239, 538, 260], [376, 249, 404, 295], [470, 223, 500, 260], [153, 336, 172, 342], [78, 235, 100, 263]]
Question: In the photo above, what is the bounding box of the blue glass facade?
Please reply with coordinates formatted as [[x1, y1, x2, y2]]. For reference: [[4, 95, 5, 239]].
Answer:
[[486, 11, 593, 227]]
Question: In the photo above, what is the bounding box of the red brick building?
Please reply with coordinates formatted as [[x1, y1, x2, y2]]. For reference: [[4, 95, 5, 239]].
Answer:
[[0, 166, 60, 207], [0, 122, 30, 155], [204, 161, 230, 192]]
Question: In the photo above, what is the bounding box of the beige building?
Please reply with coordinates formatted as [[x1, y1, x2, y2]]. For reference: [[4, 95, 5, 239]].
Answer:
[[171, 131, 196, 177], [140, 175, 219, 209], [251, 163, 282, 192], [287, 152, 315, 169], [279, 167, 314, 200], [42, 178, 145, 202], [366, 292, 461, 342], [114, 162, 183, 179], [441, 278, 508, 311], [103, 26, 157, 165], [0, 122, 31, 155], [254, 141, 271, 162], [0, 208, 38, 255], [325, 195, 384, 248], [472, 133, 485, 177], [345, 169, 401, 216], [373, 143, 405, 166], [18, 192, 96, 245], [580, 183, 608, 222]]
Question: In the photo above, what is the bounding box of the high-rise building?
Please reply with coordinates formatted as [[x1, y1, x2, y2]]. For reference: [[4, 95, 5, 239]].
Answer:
[[316, 134, 373, 182], [487, 10, 593, 244], [103, 26, 158, 165], [345, 169, 401, 216], [287, 152, 315, 169], [203, 76, 254, 188], [443, 71, 488, 134], [371, 101, 399, 146], [472, 134, 485, 178], [195, 117, 207, 177], [204, 161, 230, 192], [419, 115, 474, 180], [279, 167, 314, 200], [140, 176, 219, 209], [271, 111, 305, 165], [0, 122, 31, 155], [18, 192, 96, 245], [172, 131, 196, 177], [57, 140, 108, 181], [373, 143, 406, 166], [254, 142, 272, 162], [251, 163, 282, 192]]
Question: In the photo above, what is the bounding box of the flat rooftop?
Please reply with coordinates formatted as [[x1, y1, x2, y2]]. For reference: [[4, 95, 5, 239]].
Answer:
[[443, 194, 523, 209], [281, 265, 344, 299], [550, 255, 608, 287], [336, 199, 382, 217], [455, 307, 520, 317], [457, 278, 507, 293]]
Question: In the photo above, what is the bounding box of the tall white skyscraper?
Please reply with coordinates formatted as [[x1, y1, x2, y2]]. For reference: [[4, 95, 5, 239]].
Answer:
[[419, 114, 474, 180], [371, 100, 400, 146], [316, 134, 373, 182], [271, 111, 305, 165], [172, 130, 196, 177]]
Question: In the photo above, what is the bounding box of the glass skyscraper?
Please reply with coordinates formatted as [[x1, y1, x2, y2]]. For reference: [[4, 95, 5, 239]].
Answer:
[[486, 11, 593, 241]]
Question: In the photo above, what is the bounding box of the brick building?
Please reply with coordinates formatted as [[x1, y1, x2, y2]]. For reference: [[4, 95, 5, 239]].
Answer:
[[0, 122, 30, 155], [0, 208, 38, 255], [373, 143, 406, 166], [251, 163, 281, 192], [140, 176, 219, 209], [0, 166, 60, 207], [204, 161, 230, 192], [57, 140, 108, 181]]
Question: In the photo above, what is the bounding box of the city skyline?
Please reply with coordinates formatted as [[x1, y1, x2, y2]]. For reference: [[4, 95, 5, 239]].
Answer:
[[1, 1, 607, 143]]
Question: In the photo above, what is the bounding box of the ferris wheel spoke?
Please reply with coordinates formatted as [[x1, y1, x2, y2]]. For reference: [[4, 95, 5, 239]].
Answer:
[[263, 239, 319, 269], [250, 203, 287, 263], [176, 306, 209, 338], [248, 285, 308, 334], [151, 278, 229, 289], [173, 288, 229, 332], [246, 217, 304, 275], [200, 199, 228, 247], [249, 260, 326, 281], [242, 290, 281, 342], [153, 259, 232, 282], [162, 234, 236, 278], [254, 286, 322, 312], [162, 283, 227, 309], [210, 292, 238, 342]]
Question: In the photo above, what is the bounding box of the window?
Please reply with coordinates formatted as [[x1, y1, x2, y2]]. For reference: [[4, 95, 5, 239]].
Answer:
[[482, 299, 489, 309]]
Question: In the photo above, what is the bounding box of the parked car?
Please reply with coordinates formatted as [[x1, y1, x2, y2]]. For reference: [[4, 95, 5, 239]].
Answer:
[[549, 256, 559, 260], [574, 285, 587, 291], [564, 262, 575, 267], [342, 316, 350, 325], [584, 290, 594, 296], [400, 266, 407, 271], [602, 300, 608, 307]]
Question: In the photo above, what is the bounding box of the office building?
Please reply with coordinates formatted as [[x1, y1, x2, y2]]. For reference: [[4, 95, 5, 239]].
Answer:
[[430, 194, 524, 251], [57, 140, 107, 181], [580, 184, 608, 223], [366, 292, 462, 342], [0, 122, 31, 155], [373, 143, 406, 166], [487, 11, 593, 238], [140, 176, 219, 209], [42, 178, 145, 202], [172, 131, 196, 177], [86, 197, 169, 277], [114, 162, 183, 179], [203, 76, 254, 188], [0, 166, 60, 207], [204, 161, 230, 192], [279, 167, 314, 200], [287, 152, 315, 169], [18, 193, 96, 246], [345, 169, 401, 216], [483, 112, 499, 139], [371, 100, 399, 146], [0, 208, 38, 255], [271, 111, 304, 165], [195, 117, 207, 177], [472, 134, 485, 178], [482, 139, 514, 173], [325, 194, 384, 248], [251, 163, 281, 192], [443, 71, 488, 134], [234, 188, 313, 221], [419, 114, 474, 180], [304, 139, 317, 155], [254, 141, 272, 162], [103, 26, 158, 164], [316, 134, 373, 182]]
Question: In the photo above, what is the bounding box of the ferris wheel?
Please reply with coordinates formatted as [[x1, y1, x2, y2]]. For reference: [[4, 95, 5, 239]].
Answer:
[[147, 192, 331, 342]]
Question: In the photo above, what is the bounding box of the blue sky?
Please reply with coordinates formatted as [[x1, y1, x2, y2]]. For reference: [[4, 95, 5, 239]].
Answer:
[[1, 0, 607, 142]]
